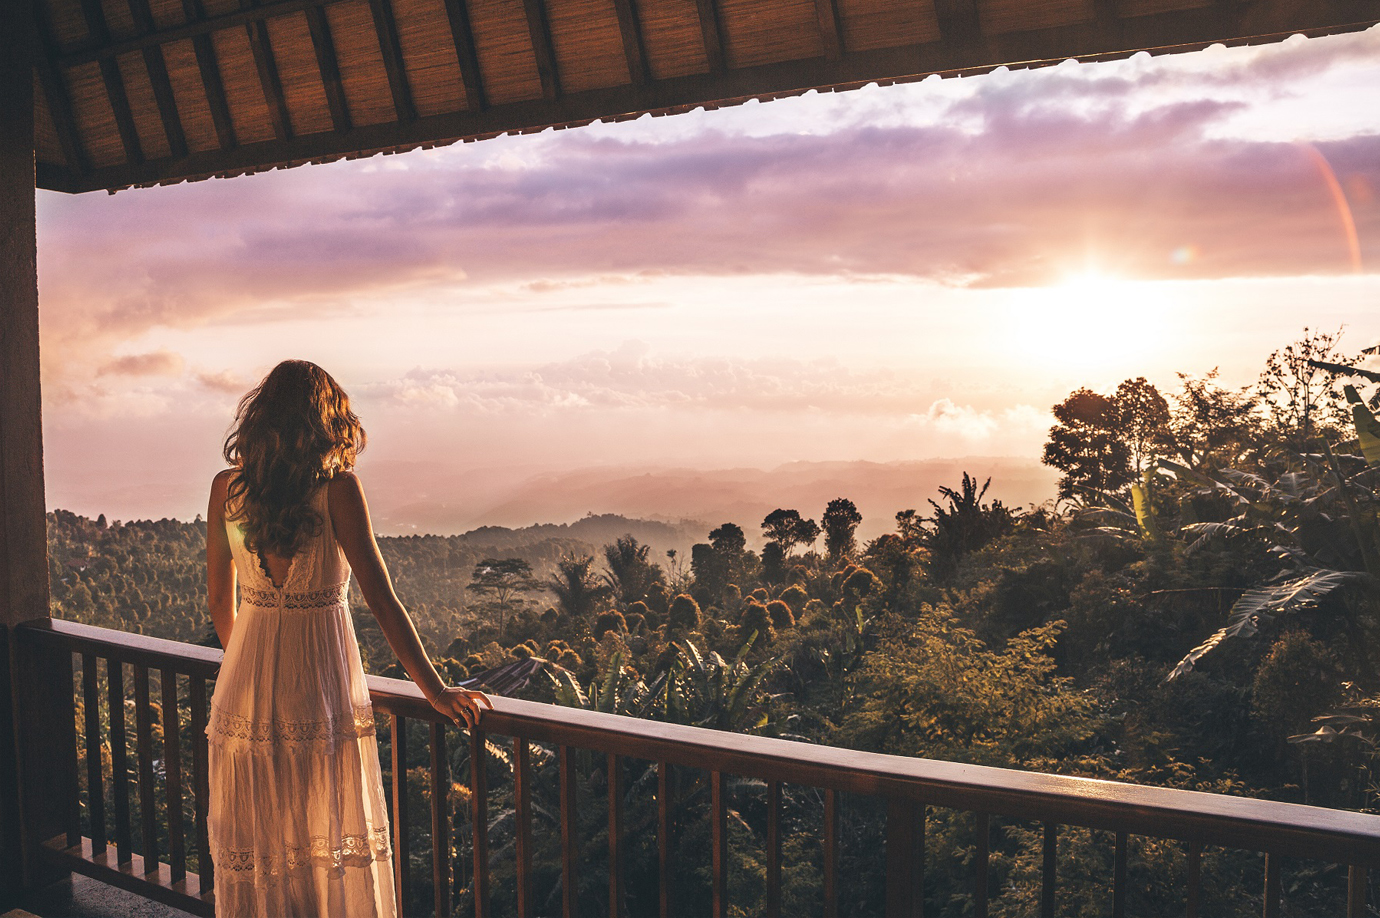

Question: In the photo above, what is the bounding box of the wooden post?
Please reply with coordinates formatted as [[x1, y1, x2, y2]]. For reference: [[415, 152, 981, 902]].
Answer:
[[1, 0, 62, 903]]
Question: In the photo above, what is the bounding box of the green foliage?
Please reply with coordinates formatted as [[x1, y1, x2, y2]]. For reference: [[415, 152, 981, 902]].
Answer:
[[547, 554, 612, 621], [839, 612, 1097, 767], [821, 497, 862, 561], [667, 593, 702, 632]]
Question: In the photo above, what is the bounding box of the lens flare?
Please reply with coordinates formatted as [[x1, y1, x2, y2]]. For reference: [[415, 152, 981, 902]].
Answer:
[[1303, 144, 1364, 274]]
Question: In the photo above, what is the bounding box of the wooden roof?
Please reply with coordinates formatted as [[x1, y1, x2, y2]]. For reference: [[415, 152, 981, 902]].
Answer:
[[31, 0, 1380, 194]]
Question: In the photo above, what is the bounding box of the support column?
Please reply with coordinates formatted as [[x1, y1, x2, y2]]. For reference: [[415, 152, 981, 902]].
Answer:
[[1, 0, 59, 904]]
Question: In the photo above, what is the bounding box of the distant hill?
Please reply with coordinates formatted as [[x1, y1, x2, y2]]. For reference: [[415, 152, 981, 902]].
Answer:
[[364, 457, 1058, 543]]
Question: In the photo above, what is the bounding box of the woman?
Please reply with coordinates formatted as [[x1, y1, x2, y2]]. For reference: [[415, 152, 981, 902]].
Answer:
[[205, 360, 490, 917]]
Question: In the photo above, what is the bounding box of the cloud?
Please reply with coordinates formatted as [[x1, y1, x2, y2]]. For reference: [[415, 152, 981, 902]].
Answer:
[[96, 350, 185, 377], [34, 29, 1380, 387]]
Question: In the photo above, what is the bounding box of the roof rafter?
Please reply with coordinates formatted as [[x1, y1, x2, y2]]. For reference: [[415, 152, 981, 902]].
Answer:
[[813, 0, 843, 60], [305, 4, 352, 131], [183, 0, 239, 149], [59, 0, 350, 67], [368, 0, 416, 122], [127, 0, 189, 158], [521, 0, 560, 101], [31, 0, 89, 173], [693, 0, 726, 72], [439, 0, 486, 110], [78, 0, 144, 163], [610, 0, 649, 84], [240, 0, 293, 140]]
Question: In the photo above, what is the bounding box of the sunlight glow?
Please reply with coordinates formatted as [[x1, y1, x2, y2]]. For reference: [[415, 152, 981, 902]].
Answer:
[[1002, 272, 1169, 377]]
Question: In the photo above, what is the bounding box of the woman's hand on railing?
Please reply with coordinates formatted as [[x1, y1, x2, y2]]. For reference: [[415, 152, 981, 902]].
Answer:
[[431, 686, 494, 729]]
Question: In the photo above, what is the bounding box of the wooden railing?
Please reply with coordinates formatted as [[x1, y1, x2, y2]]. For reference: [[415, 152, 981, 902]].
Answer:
[[13, 617, 1380, 917]]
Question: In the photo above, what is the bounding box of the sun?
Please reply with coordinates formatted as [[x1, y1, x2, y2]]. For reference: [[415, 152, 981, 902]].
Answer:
[[1002, 271, 1168, 376]]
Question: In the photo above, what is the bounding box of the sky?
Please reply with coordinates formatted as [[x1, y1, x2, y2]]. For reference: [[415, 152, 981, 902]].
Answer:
[[34, 26, 1380, 529]]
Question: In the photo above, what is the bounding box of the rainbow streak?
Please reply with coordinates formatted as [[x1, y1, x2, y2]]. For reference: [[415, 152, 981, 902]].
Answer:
[[1304, 145, 1363, 274]]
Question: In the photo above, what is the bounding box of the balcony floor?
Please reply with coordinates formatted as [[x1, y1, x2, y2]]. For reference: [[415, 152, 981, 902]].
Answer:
[[8, 875, 198, 918]]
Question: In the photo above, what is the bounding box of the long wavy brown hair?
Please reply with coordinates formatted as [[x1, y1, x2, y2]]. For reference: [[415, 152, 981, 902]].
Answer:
[[223, 360, 366, 560]]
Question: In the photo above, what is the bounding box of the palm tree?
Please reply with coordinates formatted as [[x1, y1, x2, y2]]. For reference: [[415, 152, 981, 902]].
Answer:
[[548, 554, 612, 621], [602, 535, 665, 607]]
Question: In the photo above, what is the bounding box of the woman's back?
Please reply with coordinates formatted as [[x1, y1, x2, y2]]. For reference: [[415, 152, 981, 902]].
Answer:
[[208, 479, 395, 918]]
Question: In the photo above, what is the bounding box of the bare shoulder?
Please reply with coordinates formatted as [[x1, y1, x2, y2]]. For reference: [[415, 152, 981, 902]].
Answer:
[[328, 470, 365, 503], [209, 469, 234, 506]]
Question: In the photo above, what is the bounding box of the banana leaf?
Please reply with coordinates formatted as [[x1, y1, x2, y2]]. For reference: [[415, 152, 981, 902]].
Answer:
[[1167, 569, 1367, 681]]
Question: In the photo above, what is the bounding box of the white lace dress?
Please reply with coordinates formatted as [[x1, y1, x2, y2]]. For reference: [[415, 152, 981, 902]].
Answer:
[[207, 484, 395, 918]]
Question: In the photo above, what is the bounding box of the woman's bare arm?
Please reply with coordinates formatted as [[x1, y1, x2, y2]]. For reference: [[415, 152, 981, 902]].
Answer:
[[206, 471, 237, 648], [329, 472, 491, 727]]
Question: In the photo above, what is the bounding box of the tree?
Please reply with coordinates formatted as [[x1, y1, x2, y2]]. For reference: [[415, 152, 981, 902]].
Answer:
[[548, 555, 612, 621], [1171, 369, 1261, 469], [920, 473, 1016, 583], [602, 535, 665, 607], [822, 498, 863, 562], [762, 509, 820, 557], [468, 557, 539, 641], [1258, 327, 1355, 447], [1042, 380, 1173, 502], [693, 523, 752, 603], [1115, 377, 1172, 476]]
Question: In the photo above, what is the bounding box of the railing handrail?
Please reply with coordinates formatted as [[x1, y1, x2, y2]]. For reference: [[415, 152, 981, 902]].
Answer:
[[22, 616, 1380, 868]]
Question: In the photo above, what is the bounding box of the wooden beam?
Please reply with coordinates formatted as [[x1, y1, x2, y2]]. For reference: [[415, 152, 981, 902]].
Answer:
[[31, 0, 90, 175], [813, 0, 843, 60], [933, 0, 982, 45], [521, 0, 561, 101], [1093, 0, 1124, 48], [439, 0, 486, 111], [127, 0, 189, 159], [1, 0, 61, 899], [240, 0, 293, 141], [692, 0, 726, 72], [79, 0, 145, 163], [60, 0, 351, 66], [183, 0, 239, 150], [368, 0, 416, 122], [305, 5, 352, 131], [609, 0, 649, 84]]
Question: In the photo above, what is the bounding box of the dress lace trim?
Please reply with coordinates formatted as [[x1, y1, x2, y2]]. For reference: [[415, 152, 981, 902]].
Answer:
[[212, 826, 392, 884], [238, 581, 350, 611], [207, 702, 377, 747]]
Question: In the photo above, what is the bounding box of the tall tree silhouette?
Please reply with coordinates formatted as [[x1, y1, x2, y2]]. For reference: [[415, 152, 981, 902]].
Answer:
[[822, 498, 862, 562], [548, 555, 611, 621]]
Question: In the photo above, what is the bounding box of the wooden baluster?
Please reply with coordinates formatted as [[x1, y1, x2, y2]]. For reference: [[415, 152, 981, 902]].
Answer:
[[62, 655, 81, 848], [974, 812, 989, 918], [560, 745, 578, 918], [471, 727, 489, 918], [82, 652, 106, 853], [765, 781, 781, 918], [1263, 852, 1282, 918], [391, 715, 411, 917], [108, 658, 133, 864], [711, 770, 727, 917], [1348, 865, 1366, 918], [885, 798, 922, 918], [133, 665, 159, 873], [1040, 823, 1056, 918], [1112, 831, 1127, 918], [161, 669, 186, 883], [1186, 842, 1202, 918], [824, 789, 839, 918], [658, 761, 672, 918], [430, 722, 450, 918], [189, 676, 211, 893], [514, 738, 533, 918], [608, 753, 623, 918]]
